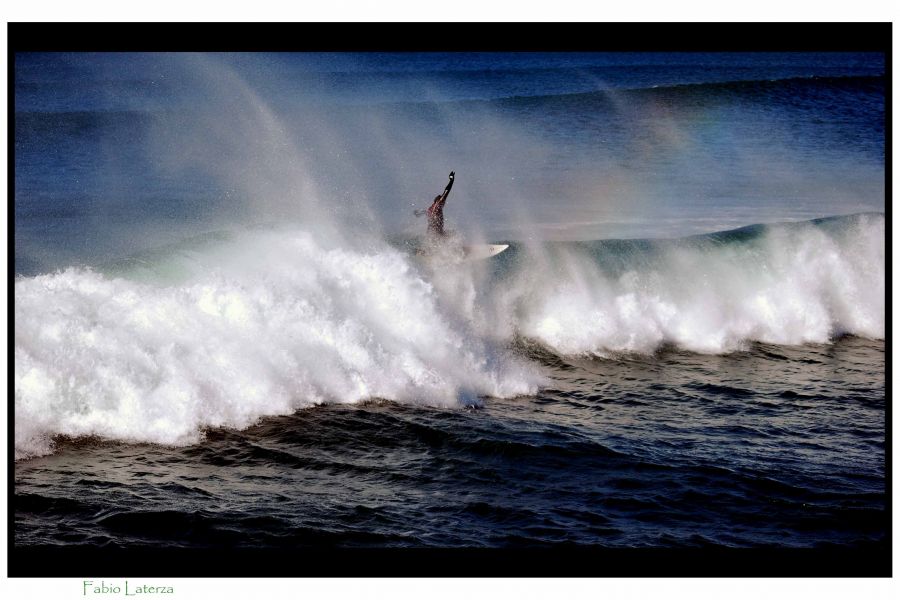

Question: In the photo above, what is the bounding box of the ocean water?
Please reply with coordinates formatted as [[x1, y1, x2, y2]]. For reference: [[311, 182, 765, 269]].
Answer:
[[13, 52, 886, 570]]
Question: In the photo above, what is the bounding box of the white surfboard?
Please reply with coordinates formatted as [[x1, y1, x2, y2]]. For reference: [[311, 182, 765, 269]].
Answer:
[[461, 244, 509, 261], [414, 242, 509, 265]]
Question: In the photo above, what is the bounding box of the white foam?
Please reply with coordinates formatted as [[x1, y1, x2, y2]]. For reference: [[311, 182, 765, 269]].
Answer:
[[14, 230, 539, 459], [497, 214, 884, 356], [14, 216, 884, 459]]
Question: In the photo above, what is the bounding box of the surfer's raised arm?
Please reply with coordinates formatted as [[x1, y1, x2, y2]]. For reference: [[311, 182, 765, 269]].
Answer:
[[414, 172, 455, 218], [438, 171, 455, 204]]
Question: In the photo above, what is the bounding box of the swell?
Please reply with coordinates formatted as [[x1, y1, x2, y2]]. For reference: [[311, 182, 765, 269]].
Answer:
[[14, 74, 885, 122], [491, 74, 884, 105], [352, 73, 885, 111]]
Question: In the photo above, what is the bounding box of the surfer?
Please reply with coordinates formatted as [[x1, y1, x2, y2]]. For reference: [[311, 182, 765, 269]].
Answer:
[[409, 171, 508, 262], [415, 171, 454, 238]]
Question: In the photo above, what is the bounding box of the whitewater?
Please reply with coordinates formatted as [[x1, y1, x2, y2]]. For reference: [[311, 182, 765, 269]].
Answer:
[[13, 213, 884, 460]]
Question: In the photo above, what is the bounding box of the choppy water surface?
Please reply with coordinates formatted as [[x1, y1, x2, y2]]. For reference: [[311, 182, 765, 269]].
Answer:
[[16, 336, 884, 549]]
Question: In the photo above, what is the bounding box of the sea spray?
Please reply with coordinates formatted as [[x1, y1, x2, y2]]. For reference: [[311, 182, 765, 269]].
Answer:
[[14, 214, 883, 458], [496, 213, 884, 355], [14, 229, 539, 459]]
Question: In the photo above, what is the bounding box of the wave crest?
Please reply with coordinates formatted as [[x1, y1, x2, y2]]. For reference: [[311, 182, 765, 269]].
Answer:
[[14, 215, 883, 458], [14, 231, 539, 459], [496, 214, 884, 355]]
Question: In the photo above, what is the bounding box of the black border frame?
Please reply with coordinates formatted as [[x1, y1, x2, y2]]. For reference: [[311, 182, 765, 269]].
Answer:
[[7, 21, 892, 578]]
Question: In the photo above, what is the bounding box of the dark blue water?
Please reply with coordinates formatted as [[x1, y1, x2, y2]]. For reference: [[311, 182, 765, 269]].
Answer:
[[13, 53, 886, 572]]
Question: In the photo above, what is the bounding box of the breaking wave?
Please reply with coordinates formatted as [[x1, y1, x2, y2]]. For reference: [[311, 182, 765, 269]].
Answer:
[[14, 213, 884, 458]]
